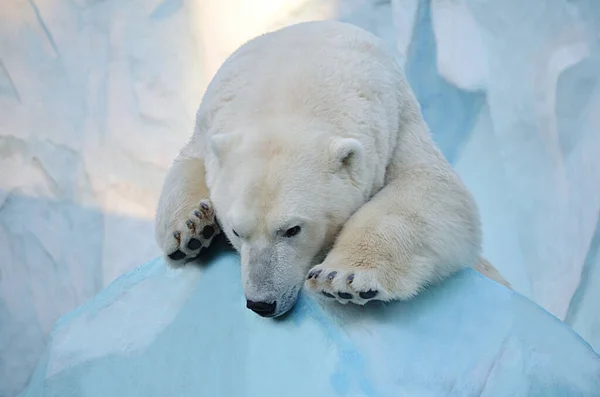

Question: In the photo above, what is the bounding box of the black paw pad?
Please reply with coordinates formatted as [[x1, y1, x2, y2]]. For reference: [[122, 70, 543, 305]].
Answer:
[[359, 290, 378, 300], [307, 269, 322, 280], [338, 292, 353, 299], [322, 291, 335, 298], [187, 238, 202, 250], [326, 271, 337, 282], [168, 250, 186, 261], [202, 225, 215, 239], [346, 274, 354, 285]]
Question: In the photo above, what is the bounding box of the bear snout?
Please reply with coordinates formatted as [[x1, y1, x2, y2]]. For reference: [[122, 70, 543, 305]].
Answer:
[[246, 300, 277, 317], [244, 283, 301, 318]]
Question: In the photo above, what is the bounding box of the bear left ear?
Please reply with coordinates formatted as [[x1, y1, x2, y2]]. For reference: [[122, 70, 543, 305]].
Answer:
[[329, 138, 364, 174]]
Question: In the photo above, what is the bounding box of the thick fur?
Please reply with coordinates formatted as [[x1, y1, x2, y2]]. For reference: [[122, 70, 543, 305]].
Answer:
[[155, 20, 510, 317]]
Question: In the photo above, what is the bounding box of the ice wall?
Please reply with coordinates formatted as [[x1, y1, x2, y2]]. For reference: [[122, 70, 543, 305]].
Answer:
[[0, 1, 200, 395], [1, 0, 599, 396], [398, 0, 600, 349]]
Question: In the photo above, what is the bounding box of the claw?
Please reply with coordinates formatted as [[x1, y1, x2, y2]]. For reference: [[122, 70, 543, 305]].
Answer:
[[326, 271, 337, 282], [186, 220, 195, 232]]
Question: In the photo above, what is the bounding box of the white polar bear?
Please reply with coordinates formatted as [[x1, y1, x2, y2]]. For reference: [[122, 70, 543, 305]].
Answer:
[[155, 20, 509, 318]]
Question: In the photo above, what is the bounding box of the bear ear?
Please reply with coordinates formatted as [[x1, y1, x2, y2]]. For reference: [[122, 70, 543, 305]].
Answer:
[[329, 138, 364, 174], [209, 133, 235, 163]]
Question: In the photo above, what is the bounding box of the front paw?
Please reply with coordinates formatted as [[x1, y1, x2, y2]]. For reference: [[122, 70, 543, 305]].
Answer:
[[305, 261, 391, 305], [161, 199, 221, 267]]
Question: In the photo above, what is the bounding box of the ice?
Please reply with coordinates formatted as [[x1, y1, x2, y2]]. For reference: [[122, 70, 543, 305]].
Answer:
[[430, 0, 487, 91], [18, 251, 600, 396], [2, 0, 600, 395], [414, 0, 600, 350], [0, 0, 203, 393]]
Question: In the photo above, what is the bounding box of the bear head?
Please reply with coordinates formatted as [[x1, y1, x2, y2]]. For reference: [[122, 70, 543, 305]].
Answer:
[[206, 125, 366, 317]]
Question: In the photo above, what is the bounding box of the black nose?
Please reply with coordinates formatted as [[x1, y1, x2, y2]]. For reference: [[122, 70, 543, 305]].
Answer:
[[246, 300, 276, 317]]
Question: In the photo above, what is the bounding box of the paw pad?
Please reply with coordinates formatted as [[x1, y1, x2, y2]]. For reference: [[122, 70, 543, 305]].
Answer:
[[163, 199, 221, 266], [202, 225, 215, 239], [305, 266, 386, 305], [168, 250, 186, 261], [359, 290, 378, 299], [187, 238, 202, 250]]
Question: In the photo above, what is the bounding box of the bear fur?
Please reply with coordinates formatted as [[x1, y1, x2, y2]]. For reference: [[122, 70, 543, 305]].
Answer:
[[155, 20, 509, 317]]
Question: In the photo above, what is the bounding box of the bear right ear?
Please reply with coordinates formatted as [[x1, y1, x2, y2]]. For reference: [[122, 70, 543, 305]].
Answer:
[[209, 133, 235, 163], [329, 138, 364, 175]]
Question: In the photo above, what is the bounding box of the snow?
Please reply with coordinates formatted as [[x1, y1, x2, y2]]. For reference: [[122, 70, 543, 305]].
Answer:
[[1, 0, 600, 395], [18, 251, 600, 397]]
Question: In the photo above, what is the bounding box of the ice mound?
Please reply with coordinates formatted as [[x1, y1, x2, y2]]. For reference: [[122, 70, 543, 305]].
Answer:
[[19, 248, 600, 397]]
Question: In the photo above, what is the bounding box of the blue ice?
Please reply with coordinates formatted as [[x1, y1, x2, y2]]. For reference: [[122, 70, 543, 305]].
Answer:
[[19, 248, 600, 397]]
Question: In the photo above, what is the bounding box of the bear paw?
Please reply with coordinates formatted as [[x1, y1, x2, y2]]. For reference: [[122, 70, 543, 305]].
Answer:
[[304, 264, 391, 305], [162, 199, 221, 267]]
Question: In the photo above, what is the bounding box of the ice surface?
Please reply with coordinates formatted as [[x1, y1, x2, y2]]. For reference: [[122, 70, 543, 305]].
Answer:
[[18, 251, 600, 397], [2, 0, 600, 395]]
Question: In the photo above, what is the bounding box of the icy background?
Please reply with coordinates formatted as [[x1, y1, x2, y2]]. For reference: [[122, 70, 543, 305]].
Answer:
[[0, 0, 599, 395]]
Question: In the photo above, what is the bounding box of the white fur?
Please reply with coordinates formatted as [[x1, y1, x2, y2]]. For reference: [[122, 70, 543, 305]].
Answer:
[[155, 20, 509, 316]]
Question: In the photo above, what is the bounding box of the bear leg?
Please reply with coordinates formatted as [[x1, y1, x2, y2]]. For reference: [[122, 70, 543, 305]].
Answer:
[[155, 156, 221, 268], [305, 165, 483, 305]]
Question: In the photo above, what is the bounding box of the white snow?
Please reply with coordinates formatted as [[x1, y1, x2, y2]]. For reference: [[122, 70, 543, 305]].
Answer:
[[1, 0, 599, 395]]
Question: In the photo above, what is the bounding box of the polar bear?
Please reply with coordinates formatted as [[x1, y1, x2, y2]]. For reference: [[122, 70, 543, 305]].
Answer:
[[155, 20, 509, 318]]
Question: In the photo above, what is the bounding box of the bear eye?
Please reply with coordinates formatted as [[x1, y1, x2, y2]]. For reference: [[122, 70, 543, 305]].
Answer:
[[232, 229, 240, 238], [284, 226, 301, 238]]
